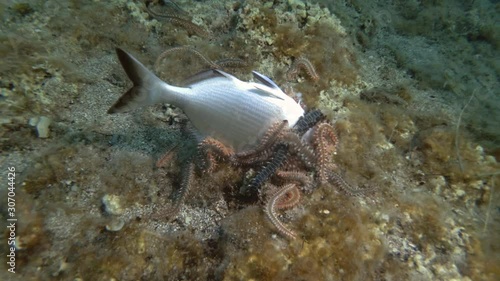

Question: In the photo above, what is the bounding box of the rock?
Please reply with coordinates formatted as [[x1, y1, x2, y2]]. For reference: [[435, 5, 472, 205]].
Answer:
[[101, 194, 124, 215], [29, 116, 52, 138], [105, 218, 125, 232]]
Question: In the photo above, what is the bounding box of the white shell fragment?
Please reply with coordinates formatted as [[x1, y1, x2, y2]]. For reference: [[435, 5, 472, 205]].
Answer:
[[105, 218, 125, 232], [101, 194, 124, 215], [29, 116, 52, 138]]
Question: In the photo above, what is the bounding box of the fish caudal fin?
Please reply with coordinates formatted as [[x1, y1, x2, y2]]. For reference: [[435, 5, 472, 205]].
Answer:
[[108, 48, 168, 114]]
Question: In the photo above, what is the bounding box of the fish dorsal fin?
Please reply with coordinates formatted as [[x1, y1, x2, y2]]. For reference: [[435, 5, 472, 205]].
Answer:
[[252, 71, 280, 89], [182, 69, 228, 86]]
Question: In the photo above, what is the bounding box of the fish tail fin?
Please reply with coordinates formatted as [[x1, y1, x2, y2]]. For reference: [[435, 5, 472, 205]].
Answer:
[[108, 48, 180, 114]]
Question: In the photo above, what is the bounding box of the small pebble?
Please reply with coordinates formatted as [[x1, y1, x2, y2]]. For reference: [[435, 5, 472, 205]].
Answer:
[[105, 218, 125, 232], [102, 194, 124, 215], [29, 116, 52, 138]]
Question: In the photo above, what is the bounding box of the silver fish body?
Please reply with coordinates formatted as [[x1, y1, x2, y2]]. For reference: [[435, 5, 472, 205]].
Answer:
[[109, 48, 304, 152]]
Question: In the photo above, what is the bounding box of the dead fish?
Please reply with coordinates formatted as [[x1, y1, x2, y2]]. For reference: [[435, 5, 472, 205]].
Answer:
[[108, 48, 304, 152]]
